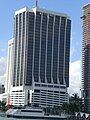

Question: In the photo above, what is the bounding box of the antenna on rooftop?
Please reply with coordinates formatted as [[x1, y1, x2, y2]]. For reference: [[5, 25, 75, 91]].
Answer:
[[36, 0, 39, 7]]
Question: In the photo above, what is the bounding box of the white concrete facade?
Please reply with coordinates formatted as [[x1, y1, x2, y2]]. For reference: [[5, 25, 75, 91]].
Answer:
[[10, 83, 69, 107], [5, 38, 14, 94]]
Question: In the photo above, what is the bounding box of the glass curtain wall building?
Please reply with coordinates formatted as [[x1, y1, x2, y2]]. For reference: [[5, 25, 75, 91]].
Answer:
[[11, 7, 71, 107]]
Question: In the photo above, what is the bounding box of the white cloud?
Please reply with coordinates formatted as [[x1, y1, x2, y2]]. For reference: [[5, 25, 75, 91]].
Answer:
[[0, 57, 7, 84], [69, 60, 81, 96], [70, 47, 75, 60], [0, 48, 6, 53]]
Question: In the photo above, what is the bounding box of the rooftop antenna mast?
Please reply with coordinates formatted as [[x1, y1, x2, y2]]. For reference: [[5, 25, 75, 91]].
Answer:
[[36, 0, 39, 7]]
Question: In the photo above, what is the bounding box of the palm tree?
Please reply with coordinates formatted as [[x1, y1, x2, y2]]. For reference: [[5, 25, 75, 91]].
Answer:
[[61, 93, 83, 115], [69, 93, 83, 112]]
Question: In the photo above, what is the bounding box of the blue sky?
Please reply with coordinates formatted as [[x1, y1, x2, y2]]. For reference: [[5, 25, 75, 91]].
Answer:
[[0, 0, 90, 62]]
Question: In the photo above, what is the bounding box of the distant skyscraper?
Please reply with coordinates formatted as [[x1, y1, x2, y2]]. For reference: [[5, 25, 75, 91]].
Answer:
[[11, 7, 71, 107], [5, 38, 14, 94], [82, 4, 90, 112]]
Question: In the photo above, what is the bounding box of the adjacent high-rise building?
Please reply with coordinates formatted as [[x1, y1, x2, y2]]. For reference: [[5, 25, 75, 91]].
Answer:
[[11, 7, 71, 107], [82, 4, 90, 112], [5, 38, 14, 94]]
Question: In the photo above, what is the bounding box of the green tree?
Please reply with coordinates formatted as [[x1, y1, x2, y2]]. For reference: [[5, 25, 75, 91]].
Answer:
[[61, 102, 69, 114], [61, 93, 83, 115], [0, 101, 7, 112], [69, 93, 83, 112]]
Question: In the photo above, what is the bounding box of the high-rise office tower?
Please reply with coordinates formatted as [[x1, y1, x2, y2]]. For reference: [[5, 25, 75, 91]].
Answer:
[[5, 38, 14, 94], [11, 7, 71, 107], [82, 4, 90, 112]]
